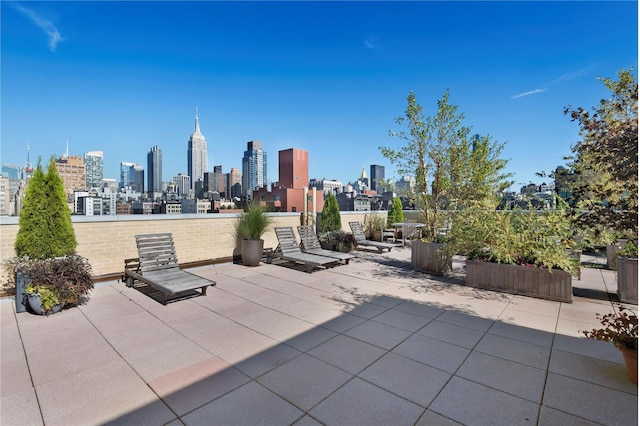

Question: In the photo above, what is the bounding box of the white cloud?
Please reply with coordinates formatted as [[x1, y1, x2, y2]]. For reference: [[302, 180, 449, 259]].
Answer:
[[511, 88, 548, 100], [9, 2, 64, 52]]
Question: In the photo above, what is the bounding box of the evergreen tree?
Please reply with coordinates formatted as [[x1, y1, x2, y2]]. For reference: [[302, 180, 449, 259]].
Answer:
[[387, 197, 404, 226], [320, 193, 342, 232], [15, 157, 77, 259]]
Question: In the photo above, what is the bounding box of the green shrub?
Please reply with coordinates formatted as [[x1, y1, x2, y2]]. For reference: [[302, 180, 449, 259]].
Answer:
[[236, 202, 272, 240], [387, 197, 404, 227], [320, 193, 341, 232]]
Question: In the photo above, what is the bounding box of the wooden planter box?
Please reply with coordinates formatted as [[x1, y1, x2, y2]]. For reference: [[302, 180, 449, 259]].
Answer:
[[411, 241, 451, 276], [465, 260, 573, 303], [617, 257, 638, 304]]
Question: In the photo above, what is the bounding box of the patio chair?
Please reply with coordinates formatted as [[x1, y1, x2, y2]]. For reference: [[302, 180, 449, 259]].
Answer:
[[349, 222, 396, 253], [123, 233, 215, 305], [267, 227, 338, 273], [297, 225, 355, 264]]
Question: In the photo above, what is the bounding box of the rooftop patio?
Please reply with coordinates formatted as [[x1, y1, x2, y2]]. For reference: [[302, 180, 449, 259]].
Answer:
[[1, 245, 637, 425]]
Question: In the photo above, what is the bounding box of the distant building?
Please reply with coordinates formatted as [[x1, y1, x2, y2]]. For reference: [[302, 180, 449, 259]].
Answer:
[[370, 164, 385, 194], [187, 108, 208, 190], [337, 190, 371, 211], [0, 177, 10, 216], [358, 166, 369, 188], [242, 140, 267, 199], [173, 173, 191, 198], [1, 164, 19, 179], [55, 155, 86, 202], [279, 148, 308, 189], [226, 167, 242, 200], [84, 151, 104, 189], [395, 176, 415, 193], [309, 178, 343, 195], [147, 146, 162, 195]]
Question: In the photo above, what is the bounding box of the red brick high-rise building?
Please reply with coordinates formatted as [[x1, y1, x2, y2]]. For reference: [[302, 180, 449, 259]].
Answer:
[[279, 148, 308, 189]]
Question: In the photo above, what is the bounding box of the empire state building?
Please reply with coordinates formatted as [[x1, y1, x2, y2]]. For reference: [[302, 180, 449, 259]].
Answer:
[[187, 108, 208, 190]]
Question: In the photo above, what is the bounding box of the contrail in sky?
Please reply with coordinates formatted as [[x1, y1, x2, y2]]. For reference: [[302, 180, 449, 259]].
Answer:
[[9, 2, 64, 52]]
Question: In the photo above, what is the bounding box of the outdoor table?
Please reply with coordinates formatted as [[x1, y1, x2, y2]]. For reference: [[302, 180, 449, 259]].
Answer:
[[391, 222, 425, 245]]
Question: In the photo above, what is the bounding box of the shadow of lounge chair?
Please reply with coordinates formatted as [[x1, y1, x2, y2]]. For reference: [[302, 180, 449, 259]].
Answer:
[[123, 233, 216, 305], [267, 227, 339, 273], [297, 225, 356, 265], [349, 221, 396, 254]]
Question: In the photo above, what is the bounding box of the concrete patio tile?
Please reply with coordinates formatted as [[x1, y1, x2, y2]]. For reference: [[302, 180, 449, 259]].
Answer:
[[147, 356, 251, 417], [78, 292, 144, 323], [309, 377, 424, 425], [537, 406, 602, 426], [348, 302, 390, 319], [91, 310, 165, 339], [498, 308, 558, 333], [543, 372, 638, 425], [488, 320, 554, 347], [372, 308, 434, 333], [430, 376, 540, 425], [393, 300, 445, 319], [359, 352, 450, 407], [319, 312, 366, 333], [456, 351, 547, 403], [555, 317, 600, 338], [181, 381, 303, 425], [292, 415, 323, 426], [393, 334, 470, 373], [235, 343, 302, 378], [553, 333, 623, 364], [36, 358, 175, 426], [282, 326, 338, 352], [197, 323, 280, 365], [277, 299, 342, 325], [308, 334, 386, 374], [507, 295, 561, 317], [344, 319, 412, 350], [435, 309, 495, 332], [416, 410, 463, 425], [474, 333, 551, 370], [417, 320, 485, 349], [235, 307, 304, 336], [257, 353, 352, 411], [0, 386, 43, 426], [22, 325, 122, 386], [15, 307, 91, 337], [1, 318, 33, 396], [549, 349, 637, 394]]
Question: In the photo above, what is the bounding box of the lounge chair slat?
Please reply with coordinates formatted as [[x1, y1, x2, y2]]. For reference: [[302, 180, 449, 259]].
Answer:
[[349, 222, 396, 253], [267, 227, 339, 272], [297, 225, 355, 264]]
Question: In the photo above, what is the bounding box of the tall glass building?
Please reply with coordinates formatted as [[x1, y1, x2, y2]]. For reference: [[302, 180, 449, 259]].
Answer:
[[147, 146, 162, 194], [84, 151, 104, 189], [242, 140, 267, 199], [370, 164, 385, 194]]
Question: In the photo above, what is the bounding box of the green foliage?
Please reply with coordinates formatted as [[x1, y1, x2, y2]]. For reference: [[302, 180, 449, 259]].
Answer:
[[317, 231, 357, 252], [387, 197, 405, 226], [381, 90, 512, 241], [320, 193, 342, 232], [10, 255, 94, 315], [583, 304, 638, 350], [15, 157, 77, 259], [446, 199, 579, 275], [236, 202, 272, 240], [365, 213, 387, 235], [564, 68, 638, 242], [617, 241, 638, 259]]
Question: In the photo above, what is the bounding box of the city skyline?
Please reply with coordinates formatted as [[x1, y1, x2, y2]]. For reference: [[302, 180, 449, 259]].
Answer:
[[2, 1, 637, 190]]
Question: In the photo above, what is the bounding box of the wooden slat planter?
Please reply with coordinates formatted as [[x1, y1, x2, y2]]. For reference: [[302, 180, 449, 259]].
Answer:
[[465, 260, 573, 303], [411, 241, 451, 276], [617, 257, 638, 304]]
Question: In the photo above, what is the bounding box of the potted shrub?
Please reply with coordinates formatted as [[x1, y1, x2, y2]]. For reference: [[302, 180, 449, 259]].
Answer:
[[365, 213, 389, 242], [235, 202, 272, 266], [6, 157, 94, 315], [318, 231, 357, 253], [583, 304, 638, 383], [448, 199, 578, 302], [319, 193, 341, 233], [381, 90, 511, 275], [616, 241, 638, 304]]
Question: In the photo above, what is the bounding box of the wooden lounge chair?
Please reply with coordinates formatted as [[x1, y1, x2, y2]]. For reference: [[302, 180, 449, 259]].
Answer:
[[349, 222, 396, 253], [123, 233, 215, 305], [267, 227, 338, 273], [297, 225, 356, 264]]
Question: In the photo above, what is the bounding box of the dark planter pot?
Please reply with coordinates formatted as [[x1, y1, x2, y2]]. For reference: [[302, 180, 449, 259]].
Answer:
[[27, 294, 61, 316], [241, 239, 264, 266], [620, 346, 638, 384], [617, 257, 638, 304], [411, 241, 451, 276], [465, 260, 573, 303]]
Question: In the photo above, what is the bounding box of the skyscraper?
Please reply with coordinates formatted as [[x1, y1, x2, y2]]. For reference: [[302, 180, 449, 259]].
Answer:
[[84, 151, 104, 189], [187, 108, 208, 190], [120, 162, 144, 193], [242, 141, 267, 199], [370, 164, 385, 194], [279, 148, 308, 189], [147, 146, 162, 194]]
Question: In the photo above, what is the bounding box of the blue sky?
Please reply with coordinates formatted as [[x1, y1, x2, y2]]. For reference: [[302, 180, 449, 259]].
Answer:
[[2, 1, 637, 191]]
